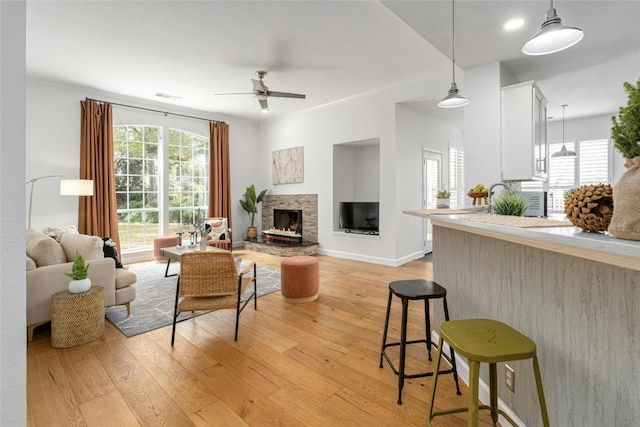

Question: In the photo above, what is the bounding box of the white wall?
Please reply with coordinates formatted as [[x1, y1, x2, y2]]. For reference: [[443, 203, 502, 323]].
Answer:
[[1, 2, 27, 425], [258, 79, 461, 265], [26, 79, 261, 254], [395, 103, 462, 257]]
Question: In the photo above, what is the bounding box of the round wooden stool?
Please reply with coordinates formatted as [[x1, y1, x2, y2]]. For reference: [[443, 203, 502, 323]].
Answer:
[[51, 286, 104, 348], [280, 256, 319, 303], [427, 318, 550, 427], [379, 279, 461, 404], [153, 235, 181, 261]]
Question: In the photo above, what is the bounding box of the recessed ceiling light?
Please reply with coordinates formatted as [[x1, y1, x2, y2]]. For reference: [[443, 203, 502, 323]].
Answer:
[[505, 19, 524, 30]]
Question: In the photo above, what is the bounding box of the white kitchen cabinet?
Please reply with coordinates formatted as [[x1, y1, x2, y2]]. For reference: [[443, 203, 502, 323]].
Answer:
[[501, 81, 548, 181]]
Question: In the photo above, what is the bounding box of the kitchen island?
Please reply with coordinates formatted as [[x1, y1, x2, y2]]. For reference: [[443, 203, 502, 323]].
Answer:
[[404, 210, 640, 426]]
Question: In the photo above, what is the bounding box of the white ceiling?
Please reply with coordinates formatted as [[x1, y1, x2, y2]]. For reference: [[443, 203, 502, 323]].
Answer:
[[26, 1, 640, 125]]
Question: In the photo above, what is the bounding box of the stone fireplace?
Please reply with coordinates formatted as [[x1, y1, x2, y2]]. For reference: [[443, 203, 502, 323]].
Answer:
[[243, 194, 318, 256]]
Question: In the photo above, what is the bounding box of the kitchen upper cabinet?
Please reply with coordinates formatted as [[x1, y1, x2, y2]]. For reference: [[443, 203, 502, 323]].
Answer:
[[501, 81, 548, 181]]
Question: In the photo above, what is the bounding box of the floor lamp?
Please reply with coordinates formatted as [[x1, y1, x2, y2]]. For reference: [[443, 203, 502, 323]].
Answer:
[[26, 175, 94, 229]]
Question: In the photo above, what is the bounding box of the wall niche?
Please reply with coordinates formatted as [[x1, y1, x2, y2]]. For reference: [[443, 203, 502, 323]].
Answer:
[[333, 138, 380, 233]]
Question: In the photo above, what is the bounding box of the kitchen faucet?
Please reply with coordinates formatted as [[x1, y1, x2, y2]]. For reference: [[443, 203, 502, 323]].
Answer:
[[487, 182, 513, 213]]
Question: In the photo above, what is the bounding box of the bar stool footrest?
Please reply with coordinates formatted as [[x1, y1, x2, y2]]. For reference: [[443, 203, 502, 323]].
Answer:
[[381, 340, 456, 379], [431, 406, 519, 427]]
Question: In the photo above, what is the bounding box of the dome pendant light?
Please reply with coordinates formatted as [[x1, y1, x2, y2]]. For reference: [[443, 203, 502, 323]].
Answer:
[[522, 0, 583, 55], [552, 104, 577, 158], [438, 0, 470, 108]]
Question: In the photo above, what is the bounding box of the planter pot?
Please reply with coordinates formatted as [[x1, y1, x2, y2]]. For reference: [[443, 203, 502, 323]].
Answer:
[[608, 156, 640, 240], [246, 226, 258, 240], [436, 198, 450, 209], [68, 278, 91, 294]]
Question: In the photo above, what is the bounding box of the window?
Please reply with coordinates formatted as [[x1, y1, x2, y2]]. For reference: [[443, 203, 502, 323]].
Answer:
[[522, 139, 612, 212], [168, 129, 209, 229], [114, 126, 160, 251], [448, 146, 465, 208], [114, 125, 209, 252]]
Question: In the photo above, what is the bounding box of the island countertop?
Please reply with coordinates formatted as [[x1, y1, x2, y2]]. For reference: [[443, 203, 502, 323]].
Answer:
[[403, 209, 640, 271]]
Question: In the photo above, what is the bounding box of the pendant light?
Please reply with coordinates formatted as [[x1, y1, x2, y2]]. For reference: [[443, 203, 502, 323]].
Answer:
[[438, 0, 470, 108], [522, 0, 583, 55], [551, 104, 577, 158]]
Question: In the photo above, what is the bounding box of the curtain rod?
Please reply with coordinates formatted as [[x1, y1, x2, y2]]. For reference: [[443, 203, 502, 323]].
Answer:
[[85, 97, 226, 124]]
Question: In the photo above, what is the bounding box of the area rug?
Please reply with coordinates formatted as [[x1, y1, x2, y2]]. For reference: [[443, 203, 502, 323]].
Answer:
[[105, 261, 280, 337]]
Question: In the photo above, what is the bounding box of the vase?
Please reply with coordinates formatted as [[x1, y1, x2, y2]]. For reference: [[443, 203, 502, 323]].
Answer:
[[68, 278, 91, 294], [246, 226, 258, 240], [436, 198, 450, 209], [608, 156, 640, 240], [199, 236, 208, 250]]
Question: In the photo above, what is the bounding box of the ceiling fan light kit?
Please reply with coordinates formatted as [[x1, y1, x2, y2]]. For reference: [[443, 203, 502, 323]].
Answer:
[[522, 1, 584, 55], [438, 0, 470, 109]]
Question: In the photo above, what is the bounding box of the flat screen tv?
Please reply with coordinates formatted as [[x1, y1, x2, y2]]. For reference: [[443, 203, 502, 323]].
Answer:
[[339, 202, 379, 232]]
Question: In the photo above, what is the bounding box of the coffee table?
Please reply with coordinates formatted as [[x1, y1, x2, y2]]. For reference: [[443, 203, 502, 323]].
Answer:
[[160, 245, 234, 277]]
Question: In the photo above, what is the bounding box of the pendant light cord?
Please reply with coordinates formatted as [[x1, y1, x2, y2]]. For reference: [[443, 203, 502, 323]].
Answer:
[[451, 0, 456, 83]]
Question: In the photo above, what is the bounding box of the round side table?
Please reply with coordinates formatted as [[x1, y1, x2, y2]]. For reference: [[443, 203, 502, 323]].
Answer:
[[51, 286, 105, 348]]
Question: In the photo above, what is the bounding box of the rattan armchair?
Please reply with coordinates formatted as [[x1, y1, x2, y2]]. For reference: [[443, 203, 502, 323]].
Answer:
[[171, 251, 257, 345]]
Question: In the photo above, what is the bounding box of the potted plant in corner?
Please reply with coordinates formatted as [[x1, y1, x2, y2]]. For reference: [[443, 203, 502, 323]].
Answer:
[[239, 184, 267, 240], [436, 189, 451, 209], [65, 250, 91, 293], [609, 78, 640, 240]]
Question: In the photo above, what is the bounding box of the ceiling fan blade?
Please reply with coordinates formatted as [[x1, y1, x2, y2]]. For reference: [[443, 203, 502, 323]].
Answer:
[[258, 98, 269, 110], [267, 91, 306, 99], [214, 92, 253, 96], [252, 78, 267, 93]]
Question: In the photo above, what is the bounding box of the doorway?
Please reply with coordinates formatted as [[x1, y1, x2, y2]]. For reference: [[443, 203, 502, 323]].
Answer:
[[423, 149, 442, 254]]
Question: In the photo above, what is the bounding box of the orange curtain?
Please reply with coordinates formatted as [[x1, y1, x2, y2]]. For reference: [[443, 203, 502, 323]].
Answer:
[[208, 122, 232, 228], [78, 100, 120, 254]]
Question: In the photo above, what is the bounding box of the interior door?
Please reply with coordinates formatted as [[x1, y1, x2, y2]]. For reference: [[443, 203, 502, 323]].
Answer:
[[423, 149, 442, 254]]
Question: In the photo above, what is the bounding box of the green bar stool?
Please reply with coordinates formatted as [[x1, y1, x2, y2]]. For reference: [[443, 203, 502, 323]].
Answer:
[[427, 318, 550, 427]]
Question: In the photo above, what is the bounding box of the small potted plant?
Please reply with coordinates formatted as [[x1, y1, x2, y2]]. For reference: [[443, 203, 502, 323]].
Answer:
[[608, 78, 640, 240], [64, 250, 91, 293], [239, 184, 268, 239], [436, 189, 451, 209], [490, 192, 528, 216]]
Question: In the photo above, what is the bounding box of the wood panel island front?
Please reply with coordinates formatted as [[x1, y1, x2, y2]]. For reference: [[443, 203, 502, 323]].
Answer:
[[404, 210, 640, 426]]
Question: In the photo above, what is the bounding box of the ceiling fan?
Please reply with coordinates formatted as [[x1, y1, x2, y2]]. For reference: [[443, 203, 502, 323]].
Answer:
[[216, 71, 306, 111]]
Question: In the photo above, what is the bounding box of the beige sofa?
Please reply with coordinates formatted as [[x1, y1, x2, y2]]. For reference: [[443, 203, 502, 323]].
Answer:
[[26, 229, 136, 341]]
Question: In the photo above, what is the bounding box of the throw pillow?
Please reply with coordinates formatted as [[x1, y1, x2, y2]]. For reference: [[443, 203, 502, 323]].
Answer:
[[26, 229, 67, 267], [59, 233, 104, 262], [206, 217, 228, 241], [42, 225, 79, 241], [102, 237, 123, 268]]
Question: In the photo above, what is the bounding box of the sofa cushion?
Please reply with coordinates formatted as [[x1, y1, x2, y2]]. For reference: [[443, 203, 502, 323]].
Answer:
[[26, 229, 67, 267], [26, 255, 37, 271], [59, 233, 104, 262], [205, 217, 229, 241], [115, 269, 136, 289]]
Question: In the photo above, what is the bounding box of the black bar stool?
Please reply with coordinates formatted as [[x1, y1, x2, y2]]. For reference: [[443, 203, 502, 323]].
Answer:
[[379, 279, 461, 404]]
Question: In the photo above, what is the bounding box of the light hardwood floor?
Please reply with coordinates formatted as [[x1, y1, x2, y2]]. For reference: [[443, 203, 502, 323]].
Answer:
[[27, 250, 498, 426]]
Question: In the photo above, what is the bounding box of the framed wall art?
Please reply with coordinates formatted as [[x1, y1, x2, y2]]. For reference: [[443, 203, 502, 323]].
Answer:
[[272, 146, 304, 184]]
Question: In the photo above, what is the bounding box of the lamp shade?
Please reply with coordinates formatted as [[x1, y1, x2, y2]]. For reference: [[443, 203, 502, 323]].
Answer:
[[438, 82, 471, 108], [522, 7, 583, 55], [551, 144, 577, 157], [60, 179, 94, 196]]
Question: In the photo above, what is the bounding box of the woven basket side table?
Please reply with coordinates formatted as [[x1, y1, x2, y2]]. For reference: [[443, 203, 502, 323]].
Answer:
[[51, 286, 105, 348]]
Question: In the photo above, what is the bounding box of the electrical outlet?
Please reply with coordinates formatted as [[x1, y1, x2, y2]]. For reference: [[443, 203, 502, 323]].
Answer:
[[505, 364, 515, 393]]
